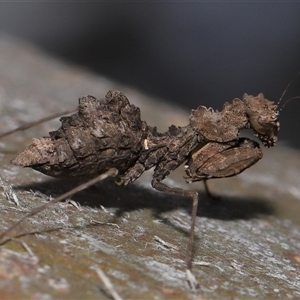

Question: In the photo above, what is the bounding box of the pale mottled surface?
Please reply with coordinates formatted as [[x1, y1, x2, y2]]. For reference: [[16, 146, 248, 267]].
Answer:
[[0, 34, 300, 299]]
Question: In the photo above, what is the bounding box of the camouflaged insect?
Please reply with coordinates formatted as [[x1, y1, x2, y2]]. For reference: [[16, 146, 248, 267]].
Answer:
[[11, 90, 280, 270], [12, 90, 279, 186]]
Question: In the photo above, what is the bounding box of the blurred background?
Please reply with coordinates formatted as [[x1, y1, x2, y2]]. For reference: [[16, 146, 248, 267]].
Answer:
[[1, 2, 300, 147]]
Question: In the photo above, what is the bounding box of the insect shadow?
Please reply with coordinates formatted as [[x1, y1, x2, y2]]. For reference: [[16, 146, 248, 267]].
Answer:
[[13, 176, 275, 235]]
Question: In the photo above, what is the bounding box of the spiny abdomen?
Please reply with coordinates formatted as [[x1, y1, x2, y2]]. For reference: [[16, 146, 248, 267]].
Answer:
[[11, 91, 148, 178]]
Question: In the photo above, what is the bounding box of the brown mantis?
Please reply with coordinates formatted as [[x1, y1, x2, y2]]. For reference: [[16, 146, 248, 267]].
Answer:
[[0, 76, 298, 285]]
